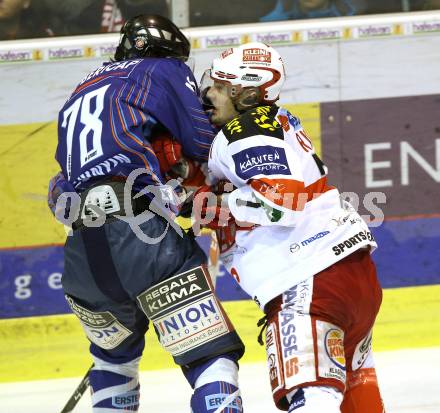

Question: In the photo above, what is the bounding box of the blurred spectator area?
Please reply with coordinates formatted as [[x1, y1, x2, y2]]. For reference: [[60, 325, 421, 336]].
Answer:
[[43, 0, 169, 35], [189, 0, 438, 26], [0, 0, 169, 40], [0, 0, 439, 41]]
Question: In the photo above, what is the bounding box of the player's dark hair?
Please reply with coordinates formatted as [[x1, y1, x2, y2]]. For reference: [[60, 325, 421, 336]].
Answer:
[[114, 14, 190, 62]]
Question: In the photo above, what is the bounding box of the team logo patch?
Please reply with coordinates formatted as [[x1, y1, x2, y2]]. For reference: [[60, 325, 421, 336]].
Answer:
[[251, 106, 282, 132], [325, 328, 345, 369], [223, 106, 284, 142], [225, 117, 243, 136], [134, 36, 146, 50], [232, 146, 290, 180]]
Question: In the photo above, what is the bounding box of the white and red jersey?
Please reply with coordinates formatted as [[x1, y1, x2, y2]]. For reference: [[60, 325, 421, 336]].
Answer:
[[208, 105, 376, 309]]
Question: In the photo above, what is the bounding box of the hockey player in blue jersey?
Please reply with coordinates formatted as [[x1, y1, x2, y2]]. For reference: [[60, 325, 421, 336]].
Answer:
[[48, 15, 244, 412]]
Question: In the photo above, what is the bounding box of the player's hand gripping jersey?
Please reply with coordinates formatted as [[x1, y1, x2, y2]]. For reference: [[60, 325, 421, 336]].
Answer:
[[56, 57, 215, 193], [208, 105, 376, 308]]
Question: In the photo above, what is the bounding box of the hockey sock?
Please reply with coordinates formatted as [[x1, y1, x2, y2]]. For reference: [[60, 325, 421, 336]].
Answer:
[[185, 355, 243, 413], [89, 355, 141, 412], [191, 381, 242, 413], [287, 386, 342, 413], [341, 368, 385, 413]]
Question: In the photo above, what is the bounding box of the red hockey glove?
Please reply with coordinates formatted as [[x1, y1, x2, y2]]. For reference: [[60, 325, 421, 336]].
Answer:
[[151, 133, 182, 175], [191, 181, 256, 252], [192, 181, 234, 231]]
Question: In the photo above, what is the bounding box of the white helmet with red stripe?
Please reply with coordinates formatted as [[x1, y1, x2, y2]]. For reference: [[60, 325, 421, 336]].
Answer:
[[210, 42, 285, 105]]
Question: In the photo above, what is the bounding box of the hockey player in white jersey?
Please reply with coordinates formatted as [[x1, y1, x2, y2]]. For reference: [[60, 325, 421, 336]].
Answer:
[[195, 42, 386, 413]]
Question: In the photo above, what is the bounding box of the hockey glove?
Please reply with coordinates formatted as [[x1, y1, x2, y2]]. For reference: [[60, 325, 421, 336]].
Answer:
[[151, 133, 183, 175], [192, 181, 235, 231], [48, 171, 78, 222], [151, 133, 204, 183]]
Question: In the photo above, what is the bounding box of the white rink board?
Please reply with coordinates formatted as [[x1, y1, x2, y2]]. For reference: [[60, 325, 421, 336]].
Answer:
[[1, 348, 439, 413], [194, 34, 440, 105], [1, 22, 440, 124]]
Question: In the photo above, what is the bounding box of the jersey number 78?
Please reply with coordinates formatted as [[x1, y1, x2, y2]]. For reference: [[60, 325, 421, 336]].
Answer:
[[61, 84, 110, 179]]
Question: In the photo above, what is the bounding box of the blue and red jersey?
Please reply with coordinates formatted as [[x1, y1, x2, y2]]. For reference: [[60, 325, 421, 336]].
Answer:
[[55, 57, 216, 192]]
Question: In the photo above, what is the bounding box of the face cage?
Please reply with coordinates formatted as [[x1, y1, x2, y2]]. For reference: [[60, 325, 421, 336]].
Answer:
[[116, 31, 190, 62], [201, 68, 243, 94], [200, 69, 249, 110]]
